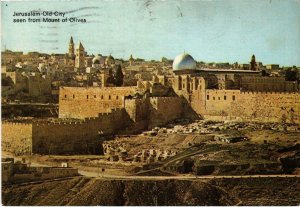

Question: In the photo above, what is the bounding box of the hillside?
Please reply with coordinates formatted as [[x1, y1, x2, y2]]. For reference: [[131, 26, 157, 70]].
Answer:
[[3, 177, 300, 206]]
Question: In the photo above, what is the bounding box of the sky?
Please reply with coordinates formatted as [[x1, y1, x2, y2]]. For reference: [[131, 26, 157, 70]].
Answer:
[[1, 0, 300, 66]]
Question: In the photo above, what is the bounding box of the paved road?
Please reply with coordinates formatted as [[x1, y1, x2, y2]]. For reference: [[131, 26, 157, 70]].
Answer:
[[78, 169, 300, 180], [4, 152, 300, 181], [2, 102, 58, 106]]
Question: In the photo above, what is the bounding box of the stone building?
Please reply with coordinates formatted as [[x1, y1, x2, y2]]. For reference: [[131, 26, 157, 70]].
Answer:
[[1, 69, 52, 97], [59, 52, 299, 124], [26, 73, 52, 97], [166, 53, 300, 123], [266, 64, 280, 70], [58, 86, 138, 119]]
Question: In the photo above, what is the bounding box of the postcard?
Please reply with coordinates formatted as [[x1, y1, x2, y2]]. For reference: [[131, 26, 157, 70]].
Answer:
[[1, 0, 300, 206]]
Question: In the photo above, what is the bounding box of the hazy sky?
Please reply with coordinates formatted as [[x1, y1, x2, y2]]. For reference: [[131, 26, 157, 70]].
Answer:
[[1, 0, 300, 66]]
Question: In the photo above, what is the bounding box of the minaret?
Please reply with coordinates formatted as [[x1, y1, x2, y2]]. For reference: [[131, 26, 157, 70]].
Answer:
[[250, 54, 257, 71], [129, 54, 134, 66], [68, 36, 75, 57], [75, 42, 85, 68]]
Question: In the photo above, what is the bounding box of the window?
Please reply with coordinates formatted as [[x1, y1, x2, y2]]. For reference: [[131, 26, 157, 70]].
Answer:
[[224, 96, 226, 100], [232, 95, 235, 101], [116, 96, 119, 100], [94, 95, 96, 98], [109, 95, 111, 100], [207, 95, 209, 100], [218, 97, 220, 100], [87, 95, 89, 99], [101, 95, 104, 99], [213, 97, 215, 100], [183, 83, 185, 88], [73, 95, 75, 99], [64, 95, 67, 98]]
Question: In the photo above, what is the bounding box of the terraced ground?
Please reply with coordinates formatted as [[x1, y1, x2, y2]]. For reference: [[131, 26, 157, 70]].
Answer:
[[2, 176, 300, 206]]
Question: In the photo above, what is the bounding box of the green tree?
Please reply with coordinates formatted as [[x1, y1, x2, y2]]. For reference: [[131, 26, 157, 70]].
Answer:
[[1, 76, 14, 86], [261, 70, 270, 76], [106, 68, 115, 85], [285, 68, 298, 81], [114, 65, 124, 86]]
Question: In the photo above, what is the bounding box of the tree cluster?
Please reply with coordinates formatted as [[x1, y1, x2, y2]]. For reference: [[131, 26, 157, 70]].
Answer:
[[285, 68, 299, 82], [107, 64, 124, 86]]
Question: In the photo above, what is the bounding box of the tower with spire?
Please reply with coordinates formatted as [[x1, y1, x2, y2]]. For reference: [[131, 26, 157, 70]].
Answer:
[[75, 42, 85, 68], [68, 36, 75, 58]]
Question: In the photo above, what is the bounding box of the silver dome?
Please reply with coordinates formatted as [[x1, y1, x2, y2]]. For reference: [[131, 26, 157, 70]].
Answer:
[[172, 53, 196, 71]]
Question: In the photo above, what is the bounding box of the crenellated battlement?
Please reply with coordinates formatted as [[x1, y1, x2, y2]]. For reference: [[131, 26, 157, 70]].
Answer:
[[60, 86, 138, 91], [150, 96, 181, 101], [192, 88, 300, 124], [2, 121, 33, 127], [2, 104, 131, 155], [205, 89, 300, 96], [34, 120, 85, 127], [240, 91, 299, 95], [111, 108, 124, 112]]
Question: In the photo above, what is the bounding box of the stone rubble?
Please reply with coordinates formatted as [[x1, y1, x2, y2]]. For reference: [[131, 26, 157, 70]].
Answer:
[[102, 120, 299, 162]]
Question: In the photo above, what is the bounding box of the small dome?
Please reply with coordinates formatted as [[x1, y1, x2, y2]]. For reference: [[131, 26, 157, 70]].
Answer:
[[92, 54, 102, 64], [172, 53, 196, 71]]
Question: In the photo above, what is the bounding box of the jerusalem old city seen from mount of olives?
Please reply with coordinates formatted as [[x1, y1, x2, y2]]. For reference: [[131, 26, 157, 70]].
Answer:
[[1, 0, 300, 206]]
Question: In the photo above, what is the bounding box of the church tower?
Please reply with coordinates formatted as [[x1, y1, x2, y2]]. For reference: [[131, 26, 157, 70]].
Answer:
[[68, 36, 75, 58], [75, 42, 85, 68]]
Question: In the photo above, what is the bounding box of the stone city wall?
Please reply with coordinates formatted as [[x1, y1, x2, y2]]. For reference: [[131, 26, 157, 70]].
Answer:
[[149, 97, 182, 127], [3, 95, 184, 155], [232, 91, 299, 123], [32, 108, 128, 154], [2, 122, 33, 155], [199, 89, 300, 123], [2, 108, 130, 155], [11, 167, 78, 183], [59, 86, 138, 119], [123, 96, 183, 131], [239, 76, 298, 92], [124, 98, 149, 122]]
